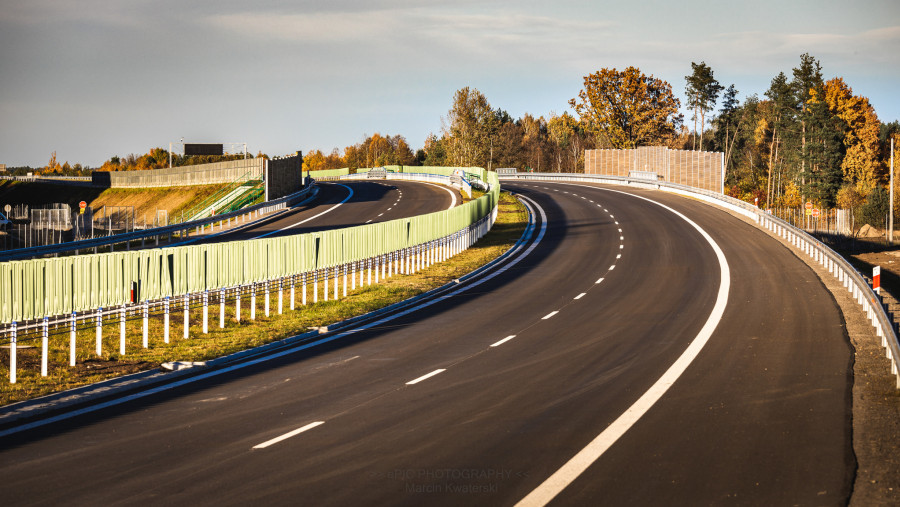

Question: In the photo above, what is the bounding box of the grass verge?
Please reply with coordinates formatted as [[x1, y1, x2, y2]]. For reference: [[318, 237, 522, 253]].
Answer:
[[0, 191, 527, 406]]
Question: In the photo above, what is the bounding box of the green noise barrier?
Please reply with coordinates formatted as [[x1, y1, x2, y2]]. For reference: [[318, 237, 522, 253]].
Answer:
[[0, 171, 499, 325]]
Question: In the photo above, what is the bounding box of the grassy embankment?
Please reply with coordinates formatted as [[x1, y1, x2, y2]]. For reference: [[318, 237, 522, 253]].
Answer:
[[0, 180, 228, 224], [0, 191, 527, 405]]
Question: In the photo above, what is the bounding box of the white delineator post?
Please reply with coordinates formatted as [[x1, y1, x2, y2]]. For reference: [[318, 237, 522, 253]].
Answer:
[[119, 305, 126, 355], [142, 300, 149, 348], [41, 317, 49, 377], [164, 297, 170, 344], [10, 321, 17, 384], [70, 312, 76, 366], [183, 294, 190, 338], [95, 307, 103, 357], [220, 289, 226, 328]]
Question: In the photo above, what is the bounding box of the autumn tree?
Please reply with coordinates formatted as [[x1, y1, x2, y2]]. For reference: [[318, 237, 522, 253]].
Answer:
[[569, 66, 683, 149], [685, 61, 723, 149], [823, 77, 883, 189]]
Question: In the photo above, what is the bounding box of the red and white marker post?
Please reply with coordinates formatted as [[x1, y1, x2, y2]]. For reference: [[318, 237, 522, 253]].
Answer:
[[873, 265, 881, 295]]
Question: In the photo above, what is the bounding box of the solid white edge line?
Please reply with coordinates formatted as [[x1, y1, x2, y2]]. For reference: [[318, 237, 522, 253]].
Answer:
[[515, 187, 731, 507], [542, 311, 559, 320], [255, 184, 354, 238], [407, 369, 446, 385], [253, 421, 325, 449], [491, 335, 516, 347]]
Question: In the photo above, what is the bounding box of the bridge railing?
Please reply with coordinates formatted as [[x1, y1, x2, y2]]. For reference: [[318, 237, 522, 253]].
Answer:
[[504, 172, 900, 389], [0, 171, 500, 383]]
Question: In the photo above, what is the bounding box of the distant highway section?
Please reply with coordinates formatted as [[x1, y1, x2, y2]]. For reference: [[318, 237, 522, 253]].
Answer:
[[180, 179, 460, 244], [0, 182, 852, 505]]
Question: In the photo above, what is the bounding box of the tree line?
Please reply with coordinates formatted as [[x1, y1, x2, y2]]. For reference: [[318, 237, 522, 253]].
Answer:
[[20, 53, 897, 220]]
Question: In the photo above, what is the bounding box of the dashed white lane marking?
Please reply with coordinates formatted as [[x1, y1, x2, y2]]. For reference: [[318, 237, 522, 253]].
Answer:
[[407, 369, 446, 385], [517, 188, 731, 507], [542, 311, 559, 320], [377, 213, 383, 217], [595, 278, 604, 284], [619, 245, 624, 249], [574, 293, 586, 300], [616, 254, 621, 259], [609, 265, 616, 271], [365, 219, 373, 224], [491, 335, 516, 347], [620, 236, 624, 240], [253, 421, 325, 449]]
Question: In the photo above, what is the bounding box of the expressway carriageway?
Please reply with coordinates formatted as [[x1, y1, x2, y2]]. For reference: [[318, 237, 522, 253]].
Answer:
[[0, 181, 852, 505], [188, 179, 461, 244]]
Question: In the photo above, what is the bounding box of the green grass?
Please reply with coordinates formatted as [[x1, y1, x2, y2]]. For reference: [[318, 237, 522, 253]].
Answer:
[[0, 191, 527, 406]]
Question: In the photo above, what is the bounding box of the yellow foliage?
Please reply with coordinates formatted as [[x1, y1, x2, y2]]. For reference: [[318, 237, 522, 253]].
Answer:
[[823, 77, 884, 185]]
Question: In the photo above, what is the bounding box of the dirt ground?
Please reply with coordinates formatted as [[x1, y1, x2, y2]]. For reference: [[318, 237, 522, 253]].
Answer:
[[763, 232, 900, 505]]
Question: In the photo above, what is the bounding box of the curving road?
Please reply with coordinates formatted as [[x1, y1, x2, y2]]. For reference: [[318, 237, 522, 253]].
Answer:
[[182, 179, 460, 244], [0, 182, 852, 505]]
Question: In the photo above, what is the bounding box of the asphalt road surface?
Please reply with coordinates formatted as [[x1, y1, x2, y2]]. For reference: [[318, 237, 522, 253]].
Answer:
[[181, 179, 460, 244], [0, 182, 852, 506]]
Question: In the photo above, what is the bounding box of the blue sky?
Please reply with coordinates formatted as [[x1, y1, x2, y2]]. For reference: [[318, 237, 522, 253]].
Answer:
[[1, 0, 898, 167]]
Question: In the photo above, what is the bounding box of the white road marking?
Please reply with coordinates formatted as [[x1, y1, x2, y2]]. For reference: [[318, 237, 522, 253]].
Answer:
[[491, 335, 516, 347], [595, 278, 604, 284], [407, 369, 446, 385], [255, 184, 354, 239], [609, 265, 616, 270], [516, 188, 731, 507], [616, 254, 621, 259], [542, 311, 559, 320], [253, 421, 325, 449], [574, 293, 586, 300], [620, 236, 624, 240], [0, 195, 552, 439]]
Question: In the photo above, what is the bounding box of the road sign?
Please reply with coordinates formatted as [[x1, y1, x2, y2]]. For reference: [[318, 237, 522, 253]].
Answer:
[[805, 208, 812, 216], [812, 208, 820, 218], [3, 204, 9, 213], [79, 201, 87, 215], [805, 201, 813, 210]]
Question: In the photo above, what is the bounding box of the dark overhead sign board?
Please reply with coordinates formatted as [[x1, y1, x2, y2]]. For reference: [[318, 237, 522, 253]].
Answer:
[[184, 143, 223, 156]]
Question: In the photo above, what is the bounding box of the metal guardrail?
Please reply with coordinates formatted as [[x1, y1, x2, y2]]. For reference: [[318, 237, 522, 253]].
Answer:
[[0, 184, 317, 262], [503, 172, 900, 389]]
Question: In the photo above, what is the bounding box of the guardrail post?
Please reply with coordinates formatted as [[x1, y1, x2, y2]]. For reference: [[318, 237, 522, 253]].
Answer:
[[313, 272, 319, 303], [334, 267, 339, 300], [203, 290, 209, 333], [324, 268, 330, 301], [343, 265, 348, 297], [290, 275, 296, 311], [251, 283, 257, 320], [278, 278, 284, 315], [351, 262, 357, 290], [143, 300, 149, 348], [302, 273, 308, 306], [96, 307, 103, 357], [9, 321, 17, 383], [220, 289, 226, 328], [374, 257, 380, 284], [164, 297, 170, 343], [41, 316, 49, 377], [70, 312, 76, 366], [367, 259, 372, 286], [235, 288, 242, 323], [183, 294, 190, 338], [265, 281, 270, 317]]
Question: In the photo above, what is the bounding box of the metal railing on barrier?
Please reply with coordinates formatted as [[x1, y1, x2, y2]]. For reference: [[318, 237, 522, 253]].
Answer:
[[0, 172, 500, 383], [0, 183, 317, 262], [502, 172, 900, 389]]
